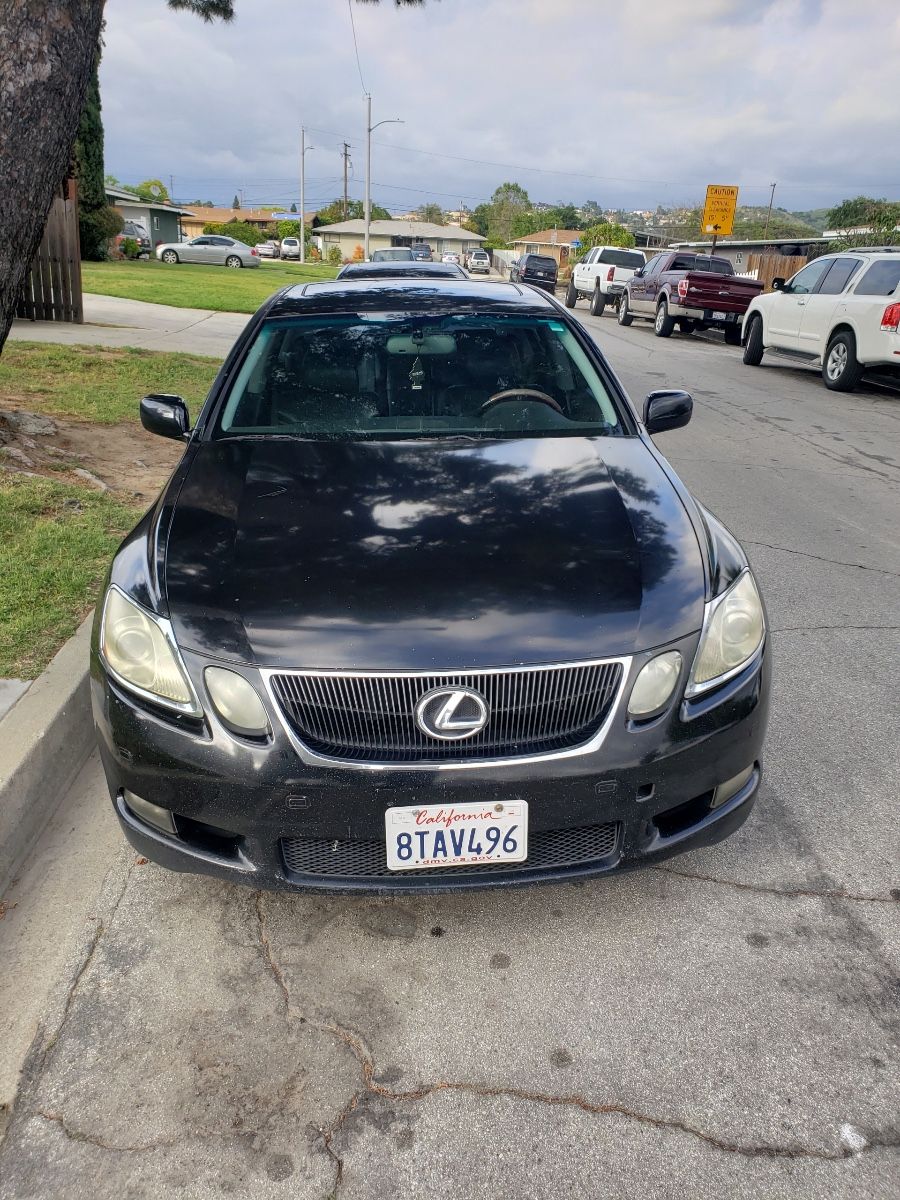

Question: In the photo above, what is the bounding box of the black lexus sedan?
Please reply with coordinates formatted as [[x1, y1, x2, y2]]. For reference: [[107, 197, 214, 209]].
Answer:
[[92, 279, 770, 892]]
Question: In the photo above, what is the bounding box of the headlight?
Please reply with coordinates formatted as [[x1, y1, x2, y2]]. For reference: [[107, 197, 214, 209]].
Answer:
[[205, 667, 269, 737], [688, 571, 764, 695], [101, 587, 199, 713], [628, 651, 682, 718]]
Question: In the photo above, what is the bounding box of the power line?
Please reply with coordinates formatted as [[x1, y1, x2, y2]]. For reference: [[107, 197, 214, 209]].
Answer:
[[347, 0, 367, 96]]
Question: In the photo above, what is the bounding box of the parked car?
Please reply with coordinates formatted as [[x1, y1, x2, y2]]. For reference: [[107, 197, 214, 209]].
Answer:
[[280, 237, 301, 260], [441, 252, 462, 267], [256, 240, 280, 259], [466, 249, 491, 274], [618, 251, 763, 343], [371, 247, 415, 262], [337, 260, 467, 280], [509, 253, 559, 293], [155, 236, 260, 269], [565, 246, 647, 315], [93, 278, 770, 893], [742, 249, 900, 392], [115, 220, 151, 257], [411, 244, 433, 261]]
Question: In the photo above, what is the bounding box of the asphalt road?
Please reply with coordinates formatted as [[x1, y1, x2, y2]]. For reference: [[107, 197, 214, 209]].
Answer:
[[1, 305, 898, 1199]]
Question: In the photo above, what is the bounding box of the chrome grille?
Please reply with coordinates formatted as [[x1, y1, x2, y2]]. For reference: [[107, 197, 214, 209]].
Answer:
[[268, 661, 624, 763], [281, 821, 621, 880]]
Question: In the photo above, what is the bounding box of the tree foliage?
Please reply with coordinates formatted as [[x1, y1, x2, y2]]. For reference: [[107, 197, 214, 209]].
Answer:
[[202, 219, 265, 244], [128, 178, 170, 202], [488, 181, 530, 243], [417, 202, 444, 225], [75, 47, 120, 260], [314, 197, 391, 225], [826, 195, 900, 246], [578, 222, 636, 252]]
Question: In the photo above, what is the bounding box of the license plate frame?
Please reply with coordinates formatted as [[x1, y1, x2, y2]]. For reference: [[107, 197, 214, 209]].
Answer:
[[384, 800, 529, 871], [712, 309, 728, 320]]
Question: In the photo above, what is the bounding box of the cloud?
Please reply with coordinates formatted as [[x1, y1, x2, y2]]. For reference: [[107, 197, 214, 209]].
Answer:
[[99, 0, 899, 214]]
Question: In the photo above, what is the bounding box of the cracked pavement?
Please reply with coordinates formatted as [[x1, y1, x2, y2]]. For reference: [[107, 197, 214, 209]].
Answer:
[[1, 315, 898, 1199]]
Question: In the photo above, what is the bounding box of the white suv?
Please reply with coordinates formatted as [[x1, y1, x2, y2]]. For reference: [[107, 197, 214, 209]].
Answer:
[[466, 249, 490, 274], [742, 248, 900, 392]]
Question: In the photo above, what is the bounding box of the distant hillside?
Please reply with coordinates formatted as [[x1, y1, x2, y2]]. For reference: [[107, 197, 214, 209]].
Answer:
[[789, 207, 831, 233], [654, 204, 822, 241]]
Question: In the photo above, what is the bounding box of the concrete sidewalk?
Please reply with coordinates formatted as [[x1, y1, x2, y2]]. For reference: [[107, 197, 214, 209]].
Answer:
[[8, 294, 249, 359]]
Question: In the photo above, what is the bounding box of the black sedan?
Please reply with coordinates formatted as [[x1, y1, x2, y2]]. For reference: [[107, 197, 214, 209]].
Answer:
[[92, 279, 770, 892], [336, 260, 467, 281]]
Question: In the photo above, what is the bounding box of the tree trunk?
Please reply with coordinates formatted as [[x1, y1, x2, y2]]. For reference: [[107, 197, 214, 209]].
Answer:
[[0, 1, 105, 354]]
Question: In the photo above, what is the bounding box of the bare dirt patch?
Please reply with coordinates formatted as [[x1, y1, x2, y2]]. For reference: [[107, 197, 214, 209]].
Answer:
[[0, 400, 181, 502]]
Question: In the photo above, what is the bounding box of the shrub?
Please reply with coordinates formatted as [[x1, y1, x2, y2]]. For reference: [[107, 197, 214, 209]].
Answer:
[[308, 245, 321, 261], [326, 245, 342, 266], [82, 205, 124, 261], [122, 237, 140, 260], [352, 243, 365, 261], [202, 220, 266, 246]]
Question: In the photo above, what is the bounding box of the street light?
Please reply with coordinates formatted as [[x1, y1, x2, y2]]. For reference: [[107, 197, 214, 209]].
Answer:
[[300, 126, 314, 264], [364, 95, 403, 260]]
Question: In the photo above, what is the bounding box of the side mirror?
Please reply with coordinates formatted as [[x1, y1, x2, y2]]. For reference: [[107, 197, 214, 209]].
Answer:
[[633, 268, 644, 278], [140, 394, 190, 441], [771, 277, 786, 291], [643, 389, 693, 435]]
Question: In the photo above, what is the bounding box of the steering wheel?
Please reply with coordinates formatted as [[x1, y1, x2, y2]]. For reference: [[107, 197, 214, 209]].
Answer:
[[479, 388, 564, 416]]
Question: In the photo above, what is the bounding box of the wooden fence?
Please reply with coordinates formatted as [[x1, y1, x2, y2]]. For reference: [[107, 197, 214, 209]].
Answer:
[[16, 179, 83, 323], [747, 253, 807, 293]]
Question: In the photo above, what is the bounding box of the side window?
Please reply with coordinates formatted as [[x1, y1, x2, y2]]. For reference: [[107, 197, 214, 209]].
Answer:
[[192, 237, 209, 245], [852, 260, 900, 296], [644, 255, 663, 276], [816, 258, 862, 295], [785, 259, 833, 295], [670, 255, 695, 271], [586, 248, 598, 264]]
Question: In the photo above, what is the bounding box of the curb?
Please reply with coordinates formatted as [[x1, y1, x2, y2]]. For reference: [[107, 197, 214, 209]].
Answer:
[[0, 615, 94, 894]]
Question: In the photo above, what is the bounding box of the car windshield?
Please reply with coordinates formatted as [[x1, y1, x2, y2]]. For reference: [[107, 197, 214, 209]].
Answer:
[[215, 313, 624, 441]]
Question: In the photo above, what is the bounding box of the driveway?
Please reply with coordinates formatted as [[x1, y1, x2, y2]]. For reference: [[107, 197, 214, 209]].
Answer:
[[8, 294, 249, 358], [0, 305, 898, 1199]]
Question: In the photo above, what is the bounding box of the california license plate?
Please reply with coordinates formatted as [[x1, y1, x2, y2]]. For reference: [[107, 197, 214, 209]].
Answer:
[[712, 310, 727, 320], [385, 800, 528, 870]]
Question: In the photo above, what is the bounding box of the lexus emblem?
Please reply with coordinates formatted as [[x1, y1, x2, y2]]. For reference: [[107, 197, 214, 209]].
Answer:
[[415, 686, 490, 740]]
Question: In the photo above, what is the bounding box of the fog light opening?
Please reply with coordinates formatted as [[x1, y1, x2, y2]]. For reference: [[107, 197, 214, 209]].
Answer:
[[122, 789, 176, 835], [711, 764, 756, 810]]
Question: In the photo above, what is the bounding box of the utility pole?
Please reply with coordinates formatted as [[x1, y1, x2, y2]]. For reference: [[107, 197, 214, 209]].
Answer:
[[365, 94, 403, 260], [300, 127, 314, 264], [169, 175, 174, 203], [342, 143, 351, 219], [763, 182, 777, 239]]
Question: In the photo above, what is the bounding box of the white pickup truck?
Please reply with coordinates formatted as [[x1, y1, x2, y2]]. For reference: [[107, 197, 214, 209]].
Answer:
[[565, 245, 647, 316]]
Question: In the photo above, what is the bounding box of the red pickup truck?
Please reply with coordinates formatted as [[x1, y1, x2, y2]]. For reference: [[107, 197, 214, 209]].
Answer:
[[618, 251, 763, 343]]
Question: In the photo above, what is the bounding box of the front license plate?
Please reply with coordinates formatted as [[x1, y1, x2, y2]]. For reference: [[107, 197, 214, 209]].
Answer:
[[385, 800, 528, 871], [712, 310, 727, 320]]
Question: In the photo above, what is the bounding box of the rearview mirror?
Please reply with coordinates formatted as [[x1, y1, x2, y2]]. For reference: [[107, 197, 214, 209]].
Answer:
[[643, 390, 693, 435], [140, 394, 190, 441], [771, 277, 786, 291]]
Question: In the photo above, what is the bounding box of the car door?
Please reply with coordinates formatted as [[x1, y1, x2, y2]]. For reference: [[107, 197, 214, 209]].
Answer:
[[765, 258, 835, 350], [578, 248, 599, 293], [207, 237, 235, 265], [184, 236, 216, 264], [631, 255, 661, 312], [796, 257, 863, 358]]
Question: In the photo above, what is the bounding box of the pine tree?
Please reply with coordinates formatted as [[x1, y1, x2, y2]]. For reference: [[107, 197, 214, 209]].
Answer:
[[74, 45, 122, 260], [232, 193, 240, 210]]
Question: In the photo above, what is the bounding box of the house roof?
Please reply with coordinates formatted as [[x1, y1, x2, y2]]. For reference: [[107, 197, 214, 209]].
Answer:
[[106, 186, 194, 217], [511, 229, 584, 246], [314, 219, 486, 241], [670, 236, 833, 250]]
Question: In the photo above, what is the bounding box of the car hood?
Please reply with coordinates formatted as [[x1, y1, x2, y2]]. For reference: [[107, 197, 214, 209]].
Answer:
[[164, 437, 704, 670]]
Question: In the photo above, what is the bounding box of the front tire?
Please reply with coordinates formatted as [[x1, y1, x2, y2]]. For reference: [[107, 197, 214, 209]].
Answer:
[[618, 293, 634, 326], [654, 300, 675, 337], [823, 331, 864, 392], [225, 255, 242, 269], [743, 315, 764, 365], [161, 249, 179, 264], [564, 279, 577, 308], [590, 286, 606, 317]]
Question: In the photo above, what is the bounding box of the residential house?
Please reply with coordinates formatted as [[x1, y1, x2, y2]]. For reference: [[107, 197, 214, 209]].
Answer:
[[106, 186, 194, 247], [509, 229, 585, 266], [314, 219, 486, 261]]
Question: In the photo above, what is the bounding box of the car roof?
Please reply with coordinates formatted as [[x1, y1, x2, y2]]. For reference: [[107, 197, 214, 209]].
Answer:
[[267, 279, 559, 317], [337, 261, 466, 280]]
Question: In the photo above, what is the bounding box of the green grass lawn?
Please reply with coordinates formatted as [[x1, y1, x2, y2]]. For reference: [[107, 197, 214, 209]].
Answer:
[[0, 342, 220, 423], [81, 258, 338, 313], [0, 475, 142, 678]]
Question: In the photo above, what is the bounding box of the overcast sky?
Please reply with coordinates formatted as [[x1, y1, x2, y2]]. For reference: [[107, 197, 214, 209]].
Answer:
[[100, 0, 899, 217]]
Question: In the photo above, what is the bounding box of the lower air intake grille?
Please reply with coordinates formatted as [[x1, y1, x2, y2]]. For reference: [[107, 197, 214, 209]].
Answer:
[[268, 661, 624, 763], [281, 822, 621, 880]]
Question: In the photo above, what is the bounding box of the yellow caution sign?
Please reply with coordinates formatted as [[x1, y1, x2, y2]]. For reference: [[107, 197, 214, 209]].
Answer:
[[701, 185, 739, 237]]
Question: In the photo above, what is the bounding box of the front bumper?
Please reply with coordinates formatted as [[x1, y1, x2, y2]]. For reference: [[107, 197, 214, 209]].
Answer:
[[91, 631, 771, 894]]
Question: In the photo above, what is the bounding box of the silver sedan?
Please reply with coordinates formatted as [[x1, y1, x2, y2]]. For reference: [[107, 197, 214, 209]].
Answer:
[[155, 235, 260, 269]]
